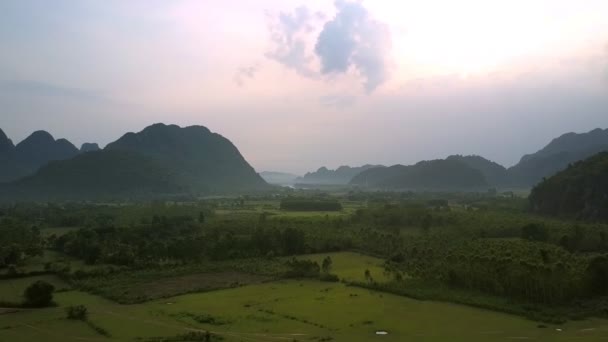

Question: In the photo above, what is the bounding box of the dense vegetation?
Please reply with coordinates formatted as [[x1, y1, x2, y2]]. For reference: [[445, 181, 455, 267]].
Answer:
[[529, 152, 608, 222], [3, 188, 608, 325], [508, 128, 608, 186], [351, 159, 488, 190], [280, 198, 343, 211], [296, 165, 383, 185]]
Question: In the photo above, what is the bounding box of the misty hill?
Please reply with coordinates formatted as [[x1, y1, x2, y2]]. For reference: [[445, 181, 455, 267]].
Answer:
[[447, 155, 509, 186], [6, 150, 182, 200], [351, 159, 487, 190], [80, 143, 100, 152], [15, 130, 80, 171], [296, 165, 383, 185], [508, 128, 608, 187], [2, 123, 269, 200], [260, 171, 300, 185], [0, 128, 29, 183], [105, 123, 267, 192], [529, 152, 608, 222], [0, 129, 80, 183]]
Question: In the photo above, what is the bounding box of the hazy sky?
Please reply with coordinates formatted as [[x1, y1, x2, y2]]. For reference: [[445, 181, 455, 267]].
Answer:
[[1, 0, 608, 174]]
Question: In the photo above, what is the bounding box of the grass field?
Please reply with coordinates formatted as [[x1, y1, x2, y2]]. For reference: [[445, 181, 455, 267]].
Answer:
[[295, 251, 391, 283], [0, 275, 70, 303], [3, 252, 608, 341]]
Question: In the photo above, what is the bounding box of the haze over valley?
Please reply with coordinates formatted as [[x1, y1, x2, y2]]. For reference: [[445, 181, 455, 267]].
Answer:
[[2, 1, 608, 341]]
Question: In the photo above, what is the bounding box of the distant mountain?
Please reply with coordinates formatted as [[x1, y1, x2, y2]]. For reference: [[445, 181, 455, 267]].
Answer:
[[529, 151, 608, 222], [105, 123, 267, 192], [0, 128, 28, 183], [6, 150, 182, 200], [2, 123, 269, 200], [14, 130, 79, 171], [447, 155, 509, 186], [296, 165, 383, 185], [0, 129, 79, 183], [351, 159, 487, 190], [260, 171, 300, 185], [508, 128, 608, 187], [80, 143, 100, 153]]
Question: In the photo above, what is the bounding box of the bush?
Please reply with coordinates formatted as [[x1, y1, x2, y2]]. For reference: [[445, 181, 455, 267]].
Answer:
[[66, 305, 88, 320], [319, 273, 339, 282], [23, 280, 54, 307]]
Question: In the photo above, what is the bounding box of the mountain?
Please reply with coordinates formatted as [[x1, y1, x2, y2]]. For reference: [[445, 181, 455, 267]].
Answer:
[[296, 165, 383, 185], [447, 155, 509, 186], [80, 143, 100, 153], [2, 123, 269, 200], [351, 159, 487, 190], [0, 128, 28, 183], [529, 151, 608, 222], [14, 130, 79, 172], [5, 150, 182, 200], [105, 123, 267, 192], [260, 171, 300, 185], [508, 128, 608, 187]]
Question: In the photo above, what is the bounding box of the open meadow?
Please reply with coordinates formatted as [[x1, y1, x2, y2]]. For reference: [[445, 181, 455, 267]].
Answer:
[[3, 252, 608, 341]]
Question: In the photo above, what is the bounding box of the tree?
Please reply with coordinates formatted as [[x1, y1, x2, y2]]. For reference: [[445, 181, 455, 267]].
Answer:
[[521, 223, 548, 242], [198, 212, 206, 224], [23, 280, 55, 307], [364, 269, 373, 283], [321, 256, 333, 274], [66, 305, 88, 320]]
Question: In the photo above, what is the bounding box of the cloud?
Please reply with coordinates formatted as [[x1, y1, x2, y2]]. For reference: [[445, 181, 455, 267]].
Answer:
[[319, 94, 357, 108], [234, 64, 260, 87], [315, 1, 392, 92], [0, 80, 108, 102], [265, 6, 321, 78], [604, 43, 608, 83], [265, 1, 392, 93]]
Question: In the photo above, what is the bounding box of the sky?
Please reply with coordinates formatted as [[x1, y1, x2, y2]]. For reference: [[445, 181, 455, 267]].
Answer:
[[1, 0, 607, 174]]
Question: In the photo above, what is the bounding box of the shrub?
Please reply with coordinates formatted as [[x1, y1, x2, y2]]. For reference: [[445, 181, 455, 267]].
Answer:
[[66, 305, 88, 320], [23, 280, 54, 307], [319, 273, 339, 282]]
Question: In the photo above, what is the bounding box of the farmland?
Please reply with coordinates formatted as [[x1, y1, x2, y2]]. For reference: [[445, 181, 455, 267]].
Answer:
[[3, 252, 608, 341]]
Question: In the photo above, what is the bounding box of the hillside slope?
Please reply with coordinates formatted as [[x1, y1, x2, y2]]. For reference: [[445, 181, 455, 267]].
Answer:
[[529, 152, 608, 221]]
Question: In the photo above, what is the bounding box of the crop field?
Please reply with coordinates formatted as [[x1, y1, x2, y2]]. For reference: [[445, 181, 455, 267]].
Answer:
[[2, 252, 608, 341]]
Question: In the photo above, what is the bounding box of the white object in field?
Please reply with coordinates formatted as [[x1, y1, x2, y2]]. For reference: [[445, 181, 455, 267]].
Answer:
[[375, 331, 388, 335]]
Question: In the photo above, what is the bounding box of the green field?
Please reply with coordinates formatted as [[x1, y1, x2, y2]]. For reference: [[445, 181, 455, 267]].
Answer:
[[3, 252, 608, 341], [294, 251, 391, 282], [0, 275, 70, 303]]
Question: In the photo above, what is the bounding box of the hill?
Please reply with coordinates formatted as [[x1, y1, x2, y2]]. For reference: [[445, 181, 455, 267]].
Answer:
[[508, 128, 608, 187], [80, 143, 100, 152], [14, 130, 80, 171], [296, 164, 383, 185], [529, 151, 608, 221], [105, 123, 267, 192], [447, 155, 509, 186], [0, 129, 81, 183], [351, 159, 487, 190], [2, 124, 268, 199], [5, 150, 182, 200], [260, 171, 300, 185], [0, 128, 29, 183]]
